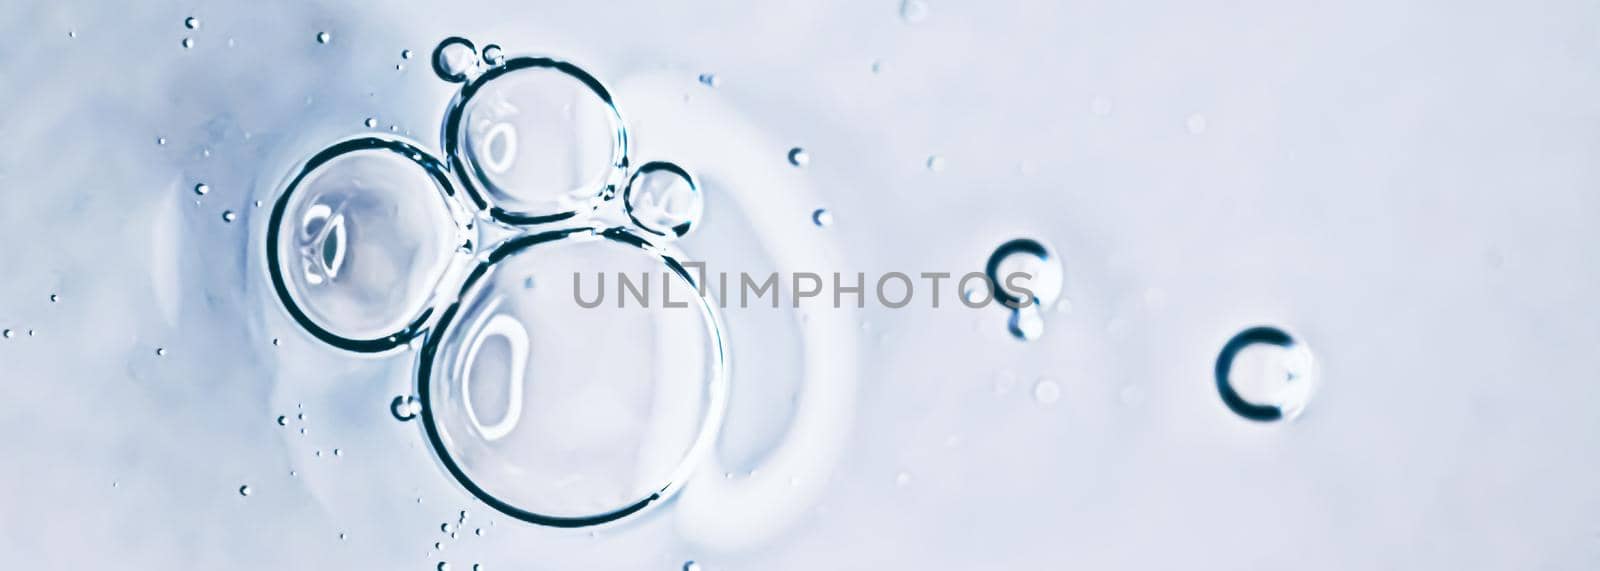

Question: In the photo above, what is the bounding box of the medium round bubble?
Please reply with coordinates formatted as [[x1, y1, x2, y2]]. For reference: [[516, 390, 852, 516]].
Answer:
[[267, 137, 464, 352], [624, 161, 702, 239], [418, 229, 726, 527], [432, 37, 478, 83], [1214, 326, 1316, 422], [444, 57, 627, 225], [481, 44, 504, 66]]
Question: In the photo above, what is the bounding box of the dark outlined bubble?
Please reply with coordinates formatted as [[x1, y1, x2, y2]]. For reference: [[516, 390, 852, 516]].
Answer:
[[1214, 326, 1316, 422], [984, 238, 1063, 340], [442, 56, 628, 226], [624, 161, 702, 239], [266, 137, 466, 353], [417, 229, 727, 527]]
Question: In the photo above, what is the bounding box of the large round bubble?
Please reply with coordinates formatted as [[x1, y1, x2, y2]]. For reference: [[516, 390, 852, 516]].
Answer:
[[267, 138, 465, 352], [444, 57, 628, 225], [418, 229, 726, 526]]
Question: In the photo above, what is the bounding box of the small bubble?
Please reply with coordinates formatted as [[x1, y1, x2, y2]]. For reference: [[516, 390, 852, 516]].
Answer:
[[154, 347, 166, 356], [441, 522, 454, 534], [271, 338, 280, 346], [333, 448, 342, 457], [481, 44, 503, 66], [221, 210, 237, 223], [181, 38, 194, 49], [1215, 326, 1315, 422], [787, 147, 810, 167], [238, 485, 251, 496], [811, 208, 833, 227], [437, 563, 450, 571], [900, 0, 930, 23], [0, 329, 11, 339], [895, 472, 912, 486], [1033, 379, 1061, 405], [1186, 113, 1207, 134], [401, 49, 413, 59], [683, 562, 701, 571], [474, 528, 483, 537], [926, 155, 945, 172], [432, 37, 478, 82], [338, 532, 347, 540], [157, 137, 168, 146], [276, 415, 287, 426], [193, 183, 209, 196], [184, 17, 200, 30], [458, 510, 468, 523], [871, 60, 884, 74], [364, 117, 377, 128], [697, 73, 721, 87], [316, 32, 331, 44], [390, 395, 419, 421], [68, 30, 76, 39], [49, 294, 58, 303]]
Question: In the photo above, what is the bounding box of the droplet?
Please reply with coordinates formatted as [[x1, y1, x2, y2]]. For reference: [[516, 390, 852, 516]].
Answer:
[[787, 147, 810, 167], [364, 117, 377, 129], [316, 31, 331, 45], [432, 37, 478, 82], [184, 17, 200, 29], [181, 38, 194, 49], [623, 161, 703, 239], [1186, 113, 1207, 134], [811, 208, 833, 227], [221, 210, 237, 223], [238, 485, 251, 496], [900, 0, 930, 23], [481, 44, 504, 66], [1033, 379, 1061, 405], [1214, 326, 1315, 422], [925, 155, 945, 172], [985, 238, 1063, 341], [390, 395, 420, 421], [194, 183, 209, 196], [697, 73, 720, 87]]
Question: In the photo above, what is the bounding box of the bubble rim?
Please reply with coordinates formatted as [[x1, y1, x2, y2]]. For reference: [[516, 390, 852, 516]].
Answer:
[[415, 226, 729, 528], [441, 55, 631, 227], [265, 136, 463, 353], [1213, 325, 1310, 422], [623, 160, 701, 239]]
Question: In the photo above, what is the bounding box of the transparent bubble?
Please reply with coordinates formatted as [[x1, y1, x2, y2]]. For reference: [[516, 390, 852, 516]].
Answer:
[[418, 230, 726, 526], [391, 395, 420, 421], [193, 183, 209, 196], [787, 147, 810, 167], [445, 57, 627, 224], [316, 31, 331, 45], [1215, 326, 1316, 422], [481, 44, 504, 66], [402, 49, 413, 60], [811, 208, 833, 227], [238, 485, 251, 496], [364, 117, 377, 129], [267, 138, 465, 352], [184, 17, 199, 29], [221, 210, 236, 223], [697, 73, 720, 87], [986, 238, 1063, 341], [432, 37, 478, 83], [623, 161, 702, 239], [1033, 379, 1060, 405], [181, 38, 193, 49], [926, 155, 945, 172]]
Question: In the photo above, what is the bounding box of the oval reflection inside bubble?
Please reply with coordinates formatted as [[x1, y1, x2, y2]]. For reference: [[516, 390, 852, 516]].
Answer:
[[418, 229, 727, 527]]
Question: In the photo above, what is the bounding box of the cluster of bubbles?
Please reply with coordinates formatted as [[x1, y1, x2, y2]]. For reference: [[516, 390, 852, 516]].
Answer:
[[264, 37, 727, 528]]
